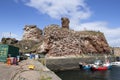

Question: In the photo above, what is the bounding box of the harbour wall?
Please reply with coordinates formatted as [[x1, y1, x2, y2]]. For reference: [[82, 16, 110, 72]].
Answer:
[[46, 55, 115, 71], [10, 59, 62, 80]]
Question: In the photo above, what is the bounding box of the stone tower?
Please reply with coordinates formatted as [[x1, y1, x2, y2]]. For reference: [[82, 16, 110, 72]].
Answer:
[[61, 17, 70, 29]]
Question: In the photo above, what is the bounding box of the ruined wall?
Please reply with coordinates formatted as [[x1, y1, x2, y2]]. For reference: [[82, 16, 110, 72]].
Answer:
[[114, 47, 120, 56], [22, 25, 43, 42], [38, 24, 110, 57]]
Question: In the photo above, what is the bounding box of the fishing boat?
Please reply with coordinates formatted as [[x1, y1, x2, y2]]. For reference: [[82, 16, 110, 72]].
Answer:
[[92, 65, 108, 71], [79, 55, 112, 71], [91, 60, 111, 71]]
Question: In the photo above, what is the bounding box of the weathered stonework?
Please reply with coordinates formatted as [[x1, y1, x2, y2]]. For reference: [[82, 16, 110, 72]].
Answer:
[[37, 24, 110, 57], [113, 47, 120, 56], [0, 18, 111, 56], [61, 17, 70, 29], [22, 25, 43, 42]]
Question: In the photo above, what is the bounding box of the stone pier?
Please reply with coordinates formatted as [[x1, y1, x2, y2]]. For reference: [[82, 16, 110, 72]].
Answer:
[[0, 59, 61, 80]]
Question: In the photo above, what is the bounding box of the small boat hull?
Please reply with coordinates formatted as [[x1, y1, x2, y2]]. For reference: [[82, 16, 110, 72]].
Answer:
[[91, 59, 112, 71], [79, 63, 92, 70], [92, 66, 108, 71], [83, 66, 91, 70]]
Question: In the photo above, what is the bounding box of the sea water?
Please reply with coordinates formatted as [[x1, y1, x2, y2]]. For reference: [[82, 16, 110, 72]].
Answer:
[[56, 66, 120, 80]]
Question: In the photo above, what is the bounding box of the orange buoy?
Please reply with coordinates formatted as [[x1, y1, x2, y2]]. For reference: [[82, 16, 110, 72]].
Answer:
[[7, 58, 11, 65]]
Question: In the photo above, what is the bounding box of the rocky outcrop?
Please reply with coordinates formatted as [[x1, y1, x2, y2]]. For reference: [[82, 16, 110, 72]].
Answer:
[[22, 25, 43, 42], [14, 40, 39, 53], [1, 38, 18, 44], [38, 24, 110, 57]]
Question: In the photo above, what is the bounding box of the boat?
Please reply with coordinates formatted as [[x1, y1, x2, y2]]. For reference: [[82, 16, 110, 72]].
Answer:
[[79, 62, 92, 70], [111, 56, 120, 66], [79, 55, 112, 71], [91, 60, 111, 71], [111, 62, 120, 66], [92, 65, 108, 71]]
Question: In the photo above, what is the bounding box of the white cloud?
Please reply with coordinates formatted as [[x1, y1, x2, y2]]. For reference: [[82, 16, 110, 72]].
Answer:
[[20, 0, 120, 47], [24, 0, 91, 19]]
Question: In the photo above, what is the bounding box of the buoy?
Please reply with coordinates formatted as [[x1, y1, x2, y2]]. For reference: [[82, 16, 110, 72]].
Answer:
[[28, 65, 35, 70]]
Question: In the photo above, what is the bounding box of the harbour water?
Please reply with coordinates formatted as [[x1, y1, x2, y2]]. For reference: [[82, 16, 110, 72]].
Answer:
[[55, 66, 120, 80]]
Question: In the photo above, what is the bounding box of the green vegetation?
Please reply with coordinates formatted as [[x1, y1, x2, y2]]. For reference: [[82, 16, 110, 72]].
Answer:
[[13, 40, 39, 53], [40, 76, 52, 80]]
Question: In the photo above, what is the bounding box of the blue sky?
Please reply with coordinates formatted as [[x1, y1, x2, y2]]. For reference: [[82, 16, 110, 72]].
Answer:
[[0, 0, 120, 47]]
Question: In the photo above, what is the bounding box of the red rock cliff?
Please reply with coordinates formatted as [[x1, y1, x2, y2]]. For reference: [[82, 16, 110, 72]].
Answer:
[[37, 24, 110, 57]]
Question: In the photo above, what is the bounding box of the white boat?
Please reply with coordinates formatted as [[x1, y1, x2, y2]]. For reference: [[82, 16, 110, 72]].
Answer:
[[111, 62, 120, 66], [111, 56, 120, 66]]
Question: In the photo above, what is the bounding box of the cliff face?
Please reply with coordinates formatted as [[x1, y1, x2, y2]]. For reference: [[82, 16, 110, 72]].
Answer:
[[37, 24, 110, 57]]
